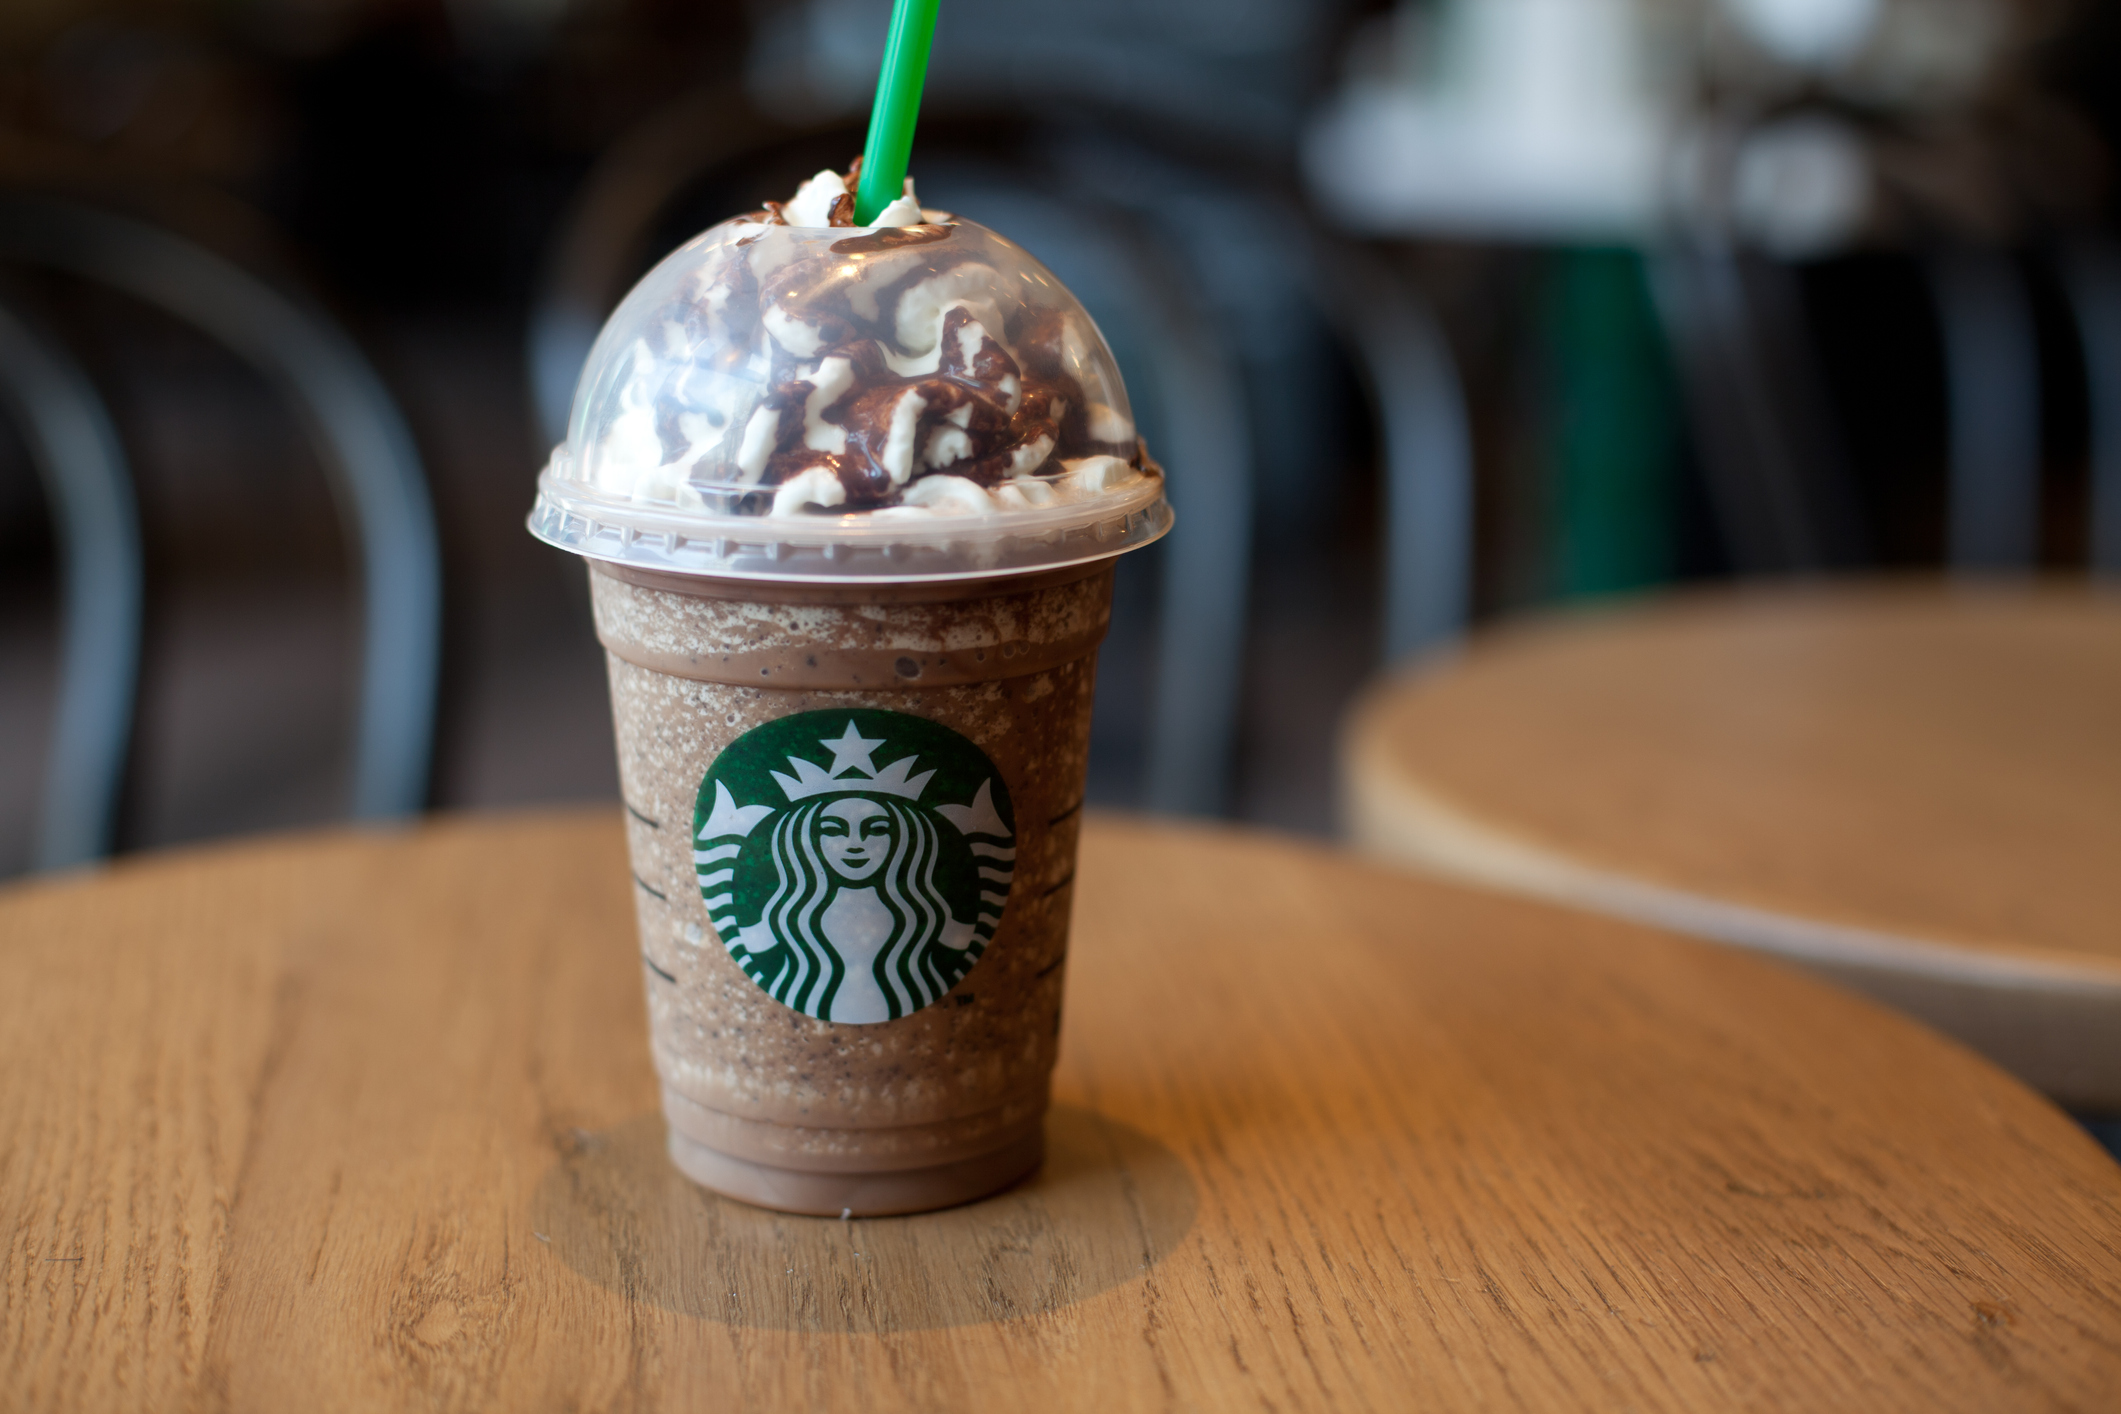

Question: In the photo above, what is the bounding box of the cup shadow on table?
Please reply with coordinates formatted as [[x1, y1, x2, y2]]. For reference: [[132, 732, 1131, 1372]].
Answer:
[[529, 1103, 1198, 1331]]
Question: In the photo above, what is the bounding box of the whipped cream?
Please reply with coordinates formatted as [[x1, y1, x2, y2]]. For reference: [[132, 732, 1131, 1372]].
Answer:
[[780, 169, 925, 230]]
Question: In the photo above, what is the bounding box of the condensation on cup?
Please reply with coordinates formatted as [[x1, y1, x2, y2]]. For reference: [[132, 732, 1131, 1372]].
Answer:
[[528, 167, 1172, 1216]]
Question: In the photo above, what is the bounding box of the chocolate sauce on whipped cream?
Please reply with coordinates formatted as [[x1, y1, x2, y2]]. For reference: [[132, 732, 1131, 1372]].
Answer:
[[627, 168, 1142, 517]]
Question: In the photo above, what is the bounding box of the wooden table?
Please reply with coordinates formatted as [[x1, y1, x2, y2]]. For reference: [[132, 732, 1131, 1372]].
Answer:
[[1343, 580, 2121, 1111], [5, 811, 2119, 1411]]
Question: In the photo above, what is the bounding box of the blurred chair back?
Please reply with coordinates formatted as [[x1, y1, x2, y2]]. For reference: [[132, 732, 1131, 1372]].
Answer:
[[0, 299, 138, 870], [0, 197, 441, 867], [1314, 245, 1473, 664], [1929, 247, 2042, 572], [2060, 242, 2121, 574], [1660, 237, 2121, 579], [1650, 242, 1866, 574]]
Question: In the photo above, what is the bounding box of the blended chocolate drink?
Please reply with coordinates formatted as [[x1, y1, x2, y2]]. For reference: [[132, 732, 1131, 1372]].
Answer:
[[529, 164, 1171, 1215]]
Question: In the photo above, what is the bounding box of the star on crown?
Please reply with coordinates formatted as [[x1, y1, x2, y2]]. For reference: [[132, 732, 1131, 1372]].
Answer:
[[771, 720, 935, 802]]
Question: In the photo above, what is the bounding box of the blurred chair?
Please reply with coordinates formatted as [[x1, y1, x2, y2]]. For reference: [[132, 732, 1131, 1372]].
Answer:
[[529, 89, 786, 455], [0, 196, 441, 865], [1659, 222, 2099, 583], [1649, 117, 2055, 579], [2059, 240, 2121, 575], [1314, 245, 1473, 663], [0, 298, 139, 870], [1649, 240, 1864, 574], [1928, 247, 2043, 572], [917, 167, 1262, 815], [923, 165, 1473, 798]]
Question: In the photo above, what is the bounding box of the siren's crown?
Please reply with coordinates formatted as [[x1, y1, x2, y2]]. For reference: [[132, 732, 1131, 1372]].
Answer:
[[772, 753, 933, 803]]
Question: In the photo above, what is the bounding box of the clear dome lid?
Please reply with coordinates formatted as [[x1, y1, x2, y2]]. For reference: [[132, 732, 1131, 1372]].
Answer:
[[528, 209, 1171, 582]]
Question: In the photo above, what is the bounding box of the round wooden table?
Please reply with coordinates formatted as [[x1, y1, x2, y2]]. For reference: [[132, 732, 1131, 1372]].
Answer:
[[4, 811, 2119, 1412], [1343, 580, 2121, 1111]]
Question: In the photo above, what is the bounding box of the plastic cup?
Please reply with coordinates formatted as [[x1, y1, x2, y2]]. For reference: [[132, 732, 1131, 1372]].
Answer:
[[529, 208, 1171, 1214]]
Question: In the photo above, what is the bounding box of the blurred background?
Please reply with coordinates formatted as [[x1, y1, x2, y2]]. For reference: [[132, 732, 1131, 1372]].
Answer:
[[3, 0, 2118, 877]]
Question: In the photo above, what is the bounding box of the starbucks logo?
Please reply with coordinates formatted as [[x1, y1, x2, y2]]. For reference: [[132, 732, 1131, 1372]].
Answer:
[[692, 709, 1016, 1024]]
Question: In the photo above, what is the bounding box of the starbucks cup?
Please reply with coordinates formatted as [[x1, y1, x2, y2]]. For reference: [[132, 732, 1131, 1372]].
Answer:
[[529, 207, 1171, 1215]]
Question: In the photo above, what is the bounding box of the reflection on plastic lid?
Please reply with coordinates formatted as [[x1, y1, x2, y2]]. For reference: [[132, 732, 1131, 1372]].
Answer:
[[529, 214, 1171, 581]]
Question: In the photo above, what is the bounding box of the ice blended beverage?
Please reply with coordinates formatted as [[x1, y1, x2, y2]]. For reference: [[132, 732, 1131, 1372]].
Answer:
[[528, 161, 1171, 1215]]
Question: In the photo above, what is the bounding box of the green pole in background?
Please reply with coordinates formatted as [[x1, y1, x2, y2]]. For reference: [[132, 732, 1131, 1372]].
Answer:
[[1547, 247, 1681, 596], [855, 0, 941, 224]]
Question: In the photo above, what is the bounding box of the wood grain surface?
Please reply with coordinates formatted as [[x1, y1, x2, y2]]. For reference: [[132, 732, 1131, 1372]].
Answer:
[[1343, 580, 2121, 1108], [4, 810, 2120, 1412]]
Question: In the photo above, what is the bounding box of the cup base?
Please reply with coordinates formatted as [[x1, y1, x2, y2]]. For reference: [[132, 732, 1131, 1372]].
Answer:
[[665, 1124, 1046, 1217]]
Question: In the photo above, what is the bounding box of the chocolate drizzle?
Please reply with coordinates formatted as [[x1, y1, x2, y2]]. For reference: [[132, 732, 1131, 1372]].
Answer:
[[831, 224, 954, 254], [633, 175, 1142, 514]]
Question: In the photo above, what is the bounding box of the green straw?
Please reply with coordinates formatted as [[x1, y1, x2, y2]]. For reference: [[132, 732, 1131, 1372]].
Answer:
[[854, 0, 940, 224]]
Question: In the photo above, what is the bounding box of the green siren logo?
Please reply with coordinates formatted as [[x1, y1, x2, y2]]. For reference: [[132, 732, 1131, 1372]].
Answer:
[[692, 709, 1016, 1024]]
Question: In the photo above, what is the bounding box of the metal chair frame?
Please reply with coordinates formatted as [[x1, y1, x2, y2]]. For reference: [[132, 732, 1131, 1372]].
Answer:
[[1312, 242, 1473, 665], [2058, 240, 2121, 575], [0, 196, 440, 863], [1927, 247, 2044, 573], [0, 298, 140, 870]]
